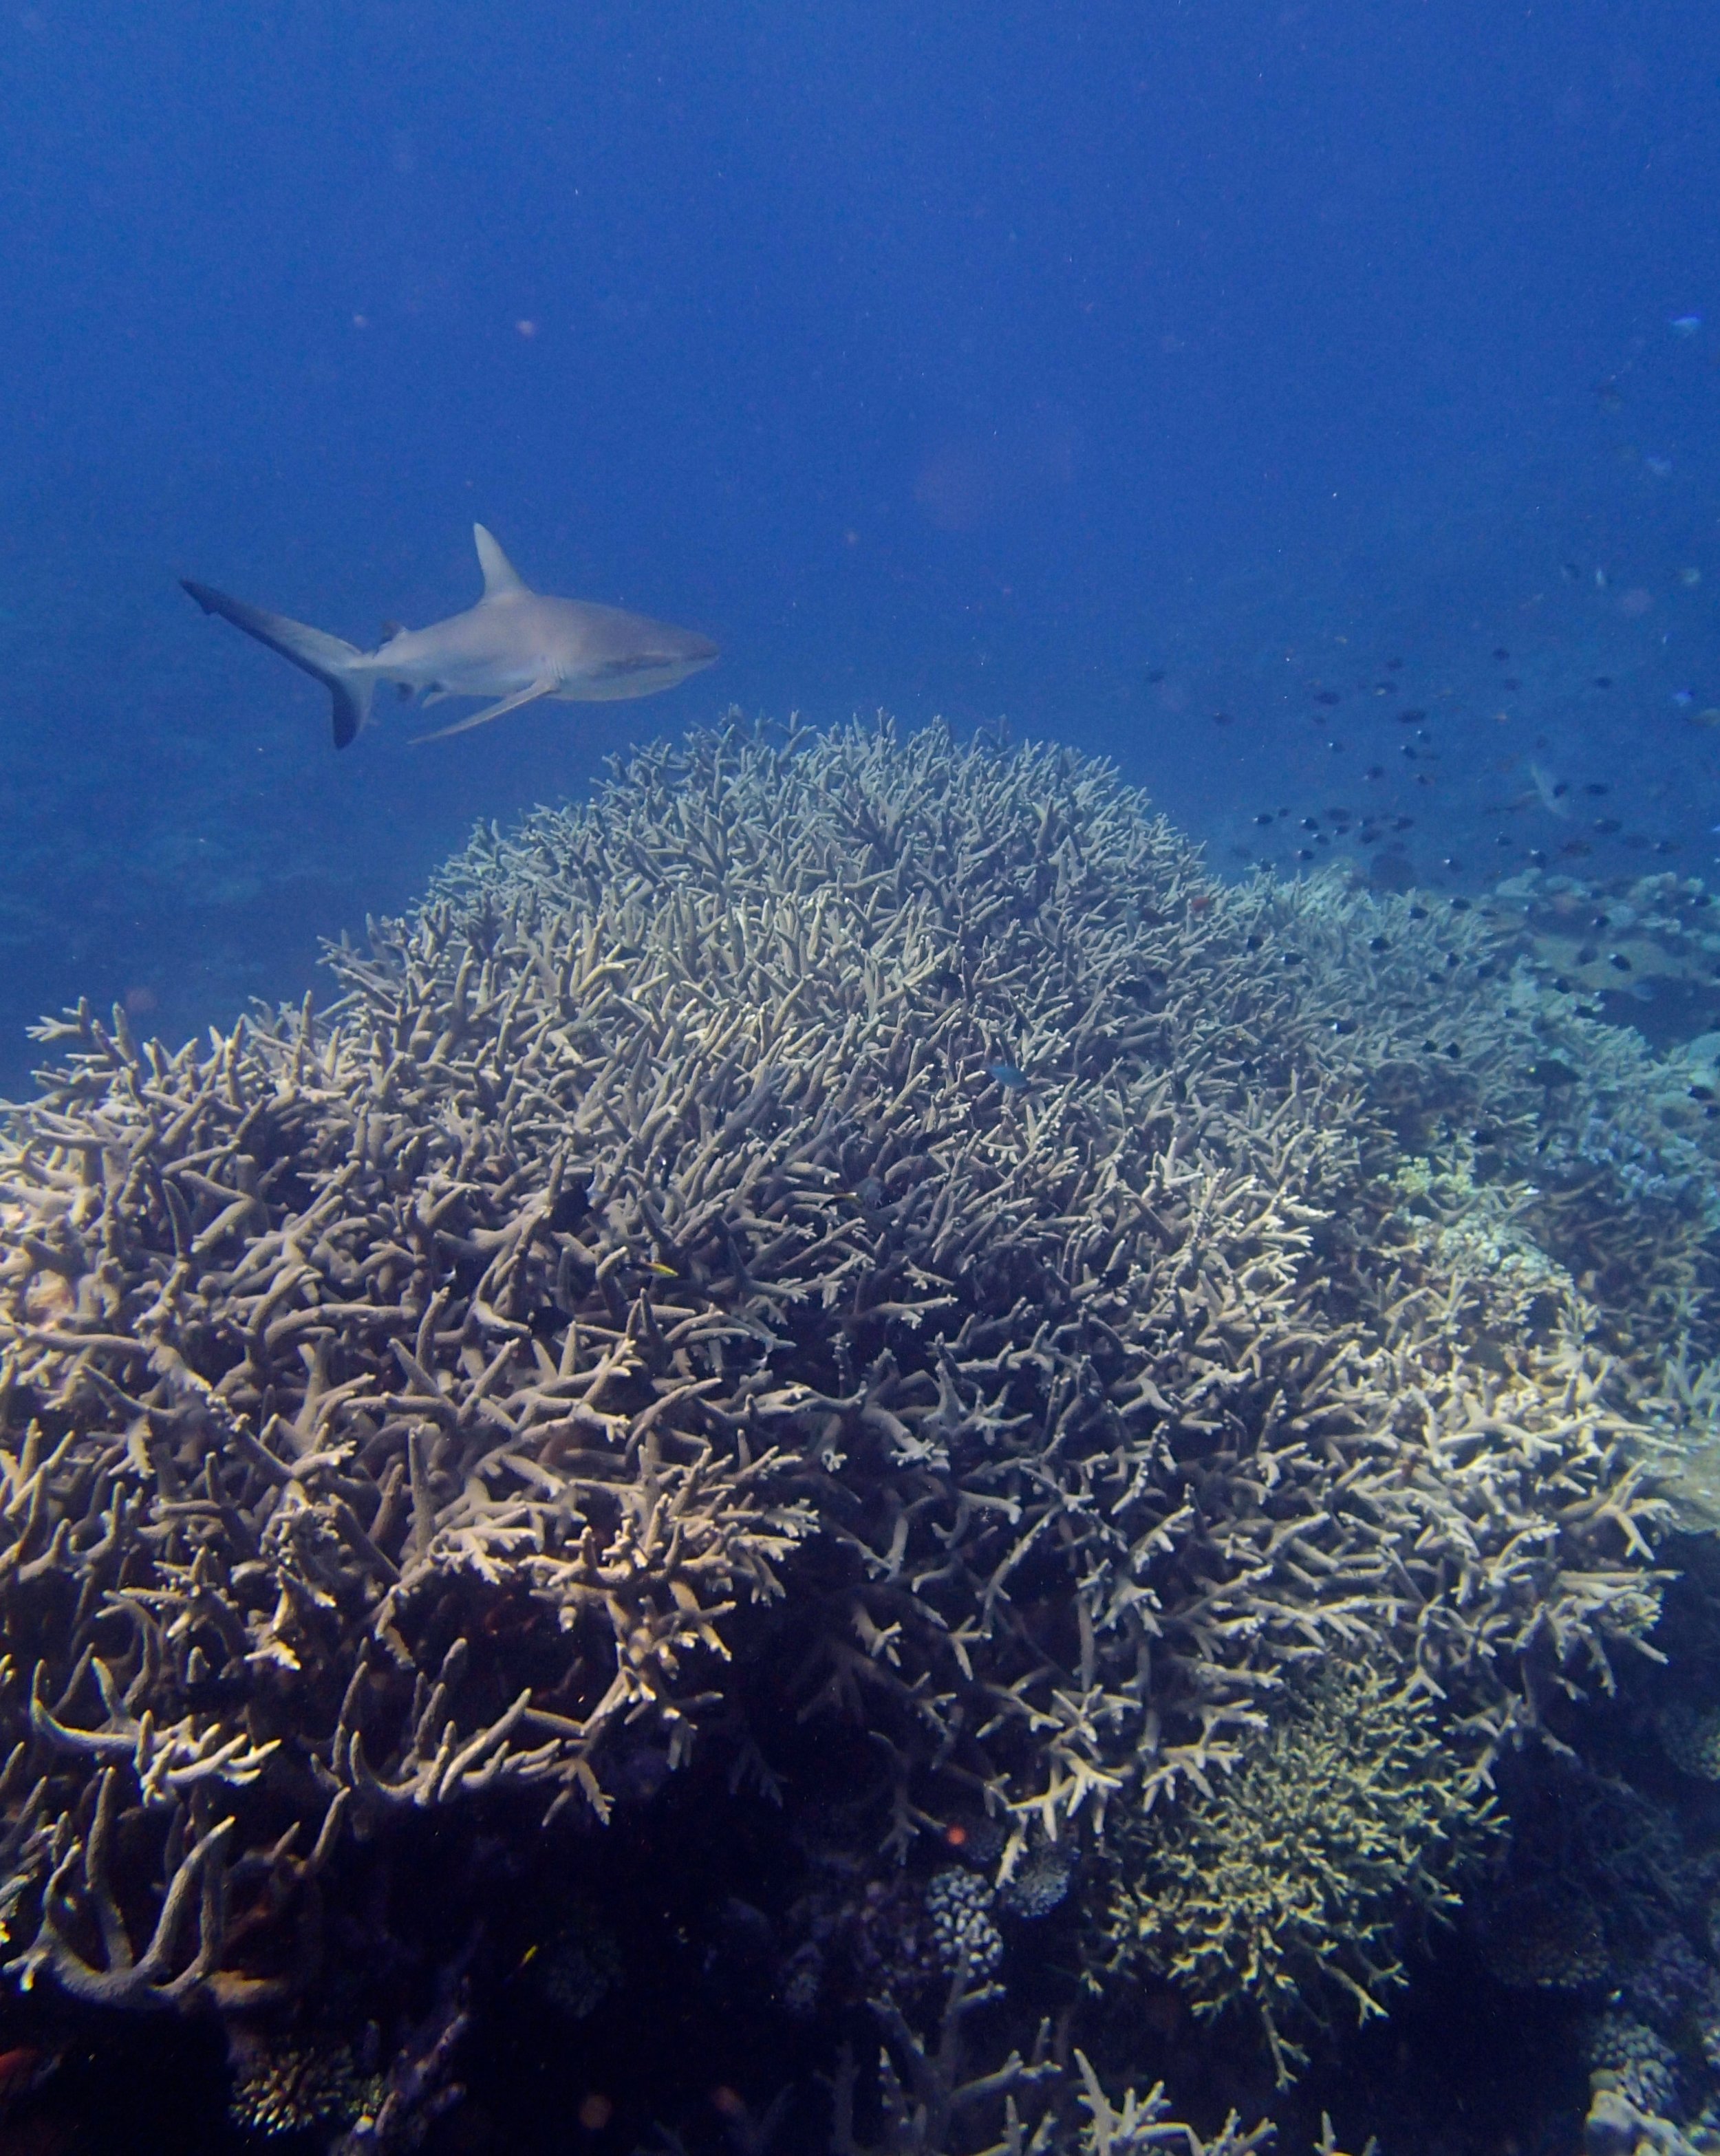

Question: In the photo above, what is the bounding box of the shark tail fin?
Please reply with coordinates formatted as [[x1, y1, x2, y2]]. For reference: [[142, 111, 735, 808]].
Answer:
[[181, 580, 376, 748]]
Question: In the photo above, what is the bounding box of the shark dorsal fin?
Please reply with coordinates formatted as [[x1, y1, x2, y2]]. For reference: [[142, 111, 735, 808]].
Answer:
[[473, 524, 530, 601]]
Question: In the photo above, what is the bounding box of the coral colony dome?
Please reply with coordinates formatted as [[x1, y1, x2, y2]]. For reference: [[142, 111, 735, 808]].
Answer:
[[0, 718, 1715, 2151]]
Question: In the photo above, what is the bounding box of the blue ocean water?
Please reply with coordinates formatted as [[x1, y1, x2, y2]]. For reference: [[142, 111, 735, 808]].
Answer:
[[2, 0, 1718, 1082], [6, 13, 1720, 2148]]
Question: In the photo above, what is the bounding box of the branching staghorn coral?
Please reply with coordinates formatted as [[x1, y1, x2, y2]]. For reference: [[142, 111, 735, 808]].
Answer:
[[1249, 863, 1720, 1362], [0, 715, 1683, 2042], [830, 1969, 1271, 2156], [1101, 1661, 1496, 2084]]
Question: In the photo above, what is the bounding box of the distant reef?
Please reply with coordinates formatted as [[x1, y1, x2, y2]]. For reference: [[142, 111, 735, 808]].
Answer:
[[0, 715, 1715, 2155]]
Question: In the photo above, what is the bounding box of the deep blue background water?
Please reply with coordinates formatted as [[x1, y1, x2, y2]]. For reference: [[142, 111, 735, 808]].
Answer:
[[2, 0, 1719, 1080]]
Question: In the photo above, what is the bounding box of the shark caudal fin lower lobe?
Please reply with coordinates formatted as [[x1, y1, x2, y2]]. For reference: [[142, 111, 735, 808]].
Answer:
[[181, 581, 376, 748]]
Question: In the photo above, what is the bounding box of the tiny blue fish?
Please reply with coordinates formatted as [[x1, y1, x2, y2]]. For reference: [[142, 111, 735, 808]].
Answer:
[[1673, 688, 1695, 707], [987, 1061, 1029, 1090], [1645, 455, 1674, 477], [1670, 315, 1703, 334]]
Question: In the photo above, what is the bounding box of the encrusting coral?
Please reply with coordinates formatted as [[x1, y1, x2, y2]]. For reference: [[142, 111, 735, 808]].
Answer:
[[0, 715, 1691, 2101], [1655, 1701, 1720, 1780]]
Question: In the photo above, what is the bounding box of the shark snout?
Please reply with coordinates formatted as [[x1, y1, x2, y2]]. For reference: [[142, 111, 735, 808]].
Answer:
[[643, 629, 718, 686], [579, 623, 718, 701]]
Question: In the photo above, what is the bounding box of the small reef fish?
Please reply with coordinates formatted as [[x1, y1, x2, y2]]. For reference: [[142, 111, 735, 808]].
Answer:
[[183, 525, 718, 748], [1670, 314, 1703, 334], [1527, 762, 1572, 819], [987, 1061, 1029, 1090]]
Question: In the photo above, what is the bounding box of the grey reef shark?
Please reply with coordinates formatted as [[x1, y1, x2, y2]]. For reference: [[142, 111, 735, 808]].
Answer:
[[182, 524, 718, 748]]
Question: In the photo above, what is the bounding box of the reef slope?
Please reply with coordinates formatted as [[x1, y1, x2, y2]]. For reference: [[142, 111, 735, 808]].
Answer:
[[0, 717, 1698, 2125]]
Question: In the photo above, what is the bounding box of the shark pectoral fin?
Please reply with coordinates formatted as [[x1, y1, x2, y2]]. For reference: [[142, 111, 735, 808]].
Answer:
[[411, 678, 558, 743]]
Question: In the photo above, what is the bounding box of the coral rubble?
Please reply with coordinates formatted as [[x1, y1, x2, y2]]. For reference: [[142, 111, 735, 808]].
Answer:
[[0, 715, 1701, 2136]]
